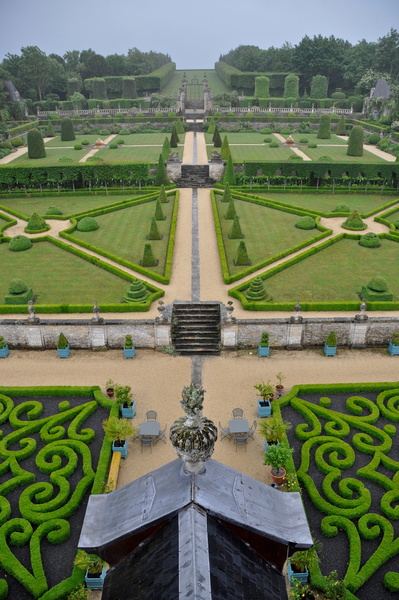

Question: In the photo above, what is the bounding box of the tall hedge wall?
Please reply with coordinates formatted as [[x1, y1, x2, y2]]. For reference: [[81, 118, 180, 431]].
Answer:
[[84, 62, 176, 97], [215, 61, 291, 95], [243, 161, 399, 182]]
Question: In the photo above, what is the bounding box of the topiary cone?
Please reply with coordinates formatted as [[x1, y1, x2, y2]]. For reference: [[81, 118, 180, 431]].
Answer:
[[155, 154, 169, 186], [141, 243, 157, 267], [221, 135, 231, 159], [123, 278, 150, 302], [155, 198, 165, 221], [225, 198, 236, 220], [148, 216, 162, 240], [158, 185, 169, 203], [222, 183, 232, 202], [223, 155, 236, 185], [245, 277, 271, 301], [229, 215, 244, 239], [235, 241, 251, 266]]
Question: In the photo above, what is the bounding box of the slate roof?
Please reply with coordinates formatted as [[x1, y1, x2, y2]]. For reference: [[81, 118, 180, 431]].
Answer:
[[371, 78, 390, 99]]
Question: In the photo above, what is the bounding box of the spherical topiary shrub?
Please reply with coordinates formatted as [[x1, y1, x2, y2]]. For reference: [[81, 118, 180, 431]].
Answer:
[[9, 279, 28, 294], [367, 133, 380, 145], [116, 139, 124, 145], [394, 220, 399, 229], [9, 235, 32, 251], [264, 137, 272, 143], [27, 129, 46, 159], [359, 232, 381, 248], [347, 125, 364, 157], [269, 141, 279, 148], [76, 217, 99, 232], [109, 143, 118, 149], [45, 206, 63, 215], [342, 210, 366, 230], [360, 276, 393, 301], [333, 203, 350, 213], [296, 216, 316, 229], [60, 117, 75, 142], [308, 142, 317, 148], [74, 143, 82, 150], [299, 137, 308, 143], [11, 137, 24, 148], [25, 212, 49, 233], [5, 278, 34, 305], [81, 139, 90, 145], [317, 155, 332, 162]]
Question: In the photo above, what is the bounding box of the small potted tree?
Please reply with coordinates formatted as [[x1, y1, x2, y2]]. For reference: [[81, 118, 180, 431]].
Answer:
[[105, 379, 115, 398], [324, 331, 337, 356], [0, 336, 9, 358], [102, 415, 136, 459], [263, 444, 293, 485], [123, 334, 136, 359], [254, 380, 274, 417], [275, 372, 285, 396], [258, 331, 270, 357], [259, 416, 291, 450], [287, 540, 322, 585], [74, 550, 107, 590], [57, 332, 70, 358], [115, 384, 135, 418], [388, 332, 399, 356]]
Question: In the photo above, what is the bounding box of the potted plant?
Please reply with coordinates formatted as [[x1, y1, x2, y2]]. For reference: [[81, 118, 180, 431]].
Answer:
[[66, 585, 90, 600], [258, 331, 270, 357], [102, 415, 136, 459], [288, 580, 316, 600], [105, 378, 115, 398], [123, 334, 136, 359], [388, 332, 399, 356], [74, 550, 107, 590], [275, 371, 285, 395], [0, 336, 9, 358], [324, 331, 337, 356], [254, 380, 274, 417], [259, 416, 291, 450], [57, 332, 70, 358], [287, 540, 322, 585], [263, 444, 294, 485], [115, 384, 135, 418]]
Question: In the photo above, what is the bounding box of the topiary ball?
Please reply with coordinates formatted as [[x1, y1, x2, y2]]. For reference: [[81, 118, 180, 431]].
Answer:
[[269, 141, 279, 148], [333, 203, 350, 213], [109, 142, 118, 149], [46, 206, 63, 215], [308, 142, 317, 148], [394, 220, 399, 229], [368, 276, 388, 292], [9, 235, 32, 251], [74, 143, 82, 150], [9, 278, 28, 294], [296, 216, 316, 229], [299, 137, 308, 143], [76, 216, 99, 232], [317, 155, 332, 162], [359, 232, 381, 248]]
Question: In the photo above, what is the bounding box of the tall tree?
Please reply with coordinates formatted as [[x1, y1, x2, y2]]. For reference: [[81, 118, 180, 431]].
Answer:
[[375, 28, 399, 78], [85, 53, 110, 78], [19, 46, 52, 100], [341, 40, 377, 91]]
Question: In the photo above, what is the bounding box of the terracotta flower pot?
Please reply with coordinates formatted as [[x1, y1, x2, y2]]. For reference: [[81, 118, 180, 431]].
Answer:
[[271, 466, 286, 485]]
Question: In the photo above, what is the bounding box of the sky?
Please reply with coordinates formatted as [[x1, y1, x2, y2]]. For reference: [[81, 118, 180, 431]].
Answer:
[[1, 0, 399, 69]]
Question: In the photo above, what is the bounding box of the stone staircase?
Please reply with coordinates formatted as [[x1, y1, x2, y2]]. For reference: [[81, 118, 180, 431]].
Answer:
[[172, 302, 221, 355], [176, 165, 215, 188]]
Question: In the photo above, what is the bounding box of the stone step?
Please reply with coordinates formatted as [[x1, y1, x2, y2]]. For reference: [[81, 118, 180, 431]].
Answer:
[[172, 302, 221, 355]]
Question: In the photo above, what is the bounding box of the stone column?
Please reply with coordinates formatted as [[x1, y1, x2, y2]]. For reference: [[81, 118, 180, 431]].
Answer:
[[155, 323, 171, 347], [221, 322, 238, 348], [26, 325, 43, 348], [287, 320, 303, 349], [91, 325, 107, 350]]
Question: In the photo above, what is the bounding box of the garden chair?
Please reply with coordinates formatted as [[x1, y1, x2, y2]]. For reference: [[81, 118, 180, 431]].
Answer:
[[234, 433, 248, 451], [156, 425, 167, 444], [146, 410, 157, 421], [140, 436, 154, 453], [232, 408, 244, 418], [248, 420, 257, 439], [219, 421, 231, 441]]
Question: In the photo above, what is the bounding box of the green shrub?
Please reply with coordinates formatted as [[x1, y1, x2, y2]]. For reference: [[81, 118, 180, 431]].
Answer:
[[394, 220, 399, 229], [1, 141, 12, 149], [122, 77, 137, 99], [359, 232, 381, 247], [310, 75, 328, 99], [123, 278, 150, 302], [235, 241, 250, 266], [255, 76, 270, 98], [225, 198, 236, 220], [245, 277, 271, 301], [299, 137, 308, 143], [175, 118, 185, 134], [9, 279, 29, 294], [317, 114, 331, 139], [284, 74, 299, 98], [296, 216, 315, 229], [74, 143, 83, 150], [223, 155, 236, 185], [336, 115, 346, 135], [154, 198, 165, 221], [325, 331, 337, 346], [155, 154, 169, 186], [81, 139, 90, 145], [46, 121, 55, 137], [61, 118, 75, 142], [93, 78, 107, 100], [45, 206, 63, 215], [9, 235, 33, 251], [158, 185, 168, 203], [289, 155, 303, 161], [142, 243, 157, 267], [308, 142, 317, 148], [264, 137, 272, 143], [221, 135, 231, 159], [360, 276, 393, 301], [260, 128, 272, 134], [213, 128, 222, 147], [109, 143, 118, 149], [148, 216, 161, 240], [342, 210, 366, 230], [222, 183, 232, 202], [11, 137, 24, 147], [5, 278, 34, 304], [317, 155, 332, 162], [27, 129, 46, 159], [347, 125, 364, 156], [25, 212, 47, 232], [229, 215, 244, 239], [269, 141, 279, 148], [367, 133, 380, 145], [332, 203, 350, 213], [162, 136, 171, 159], [77, 216, 99, 231], [115, 138, 124, 145], [58, 332, 69, 349]]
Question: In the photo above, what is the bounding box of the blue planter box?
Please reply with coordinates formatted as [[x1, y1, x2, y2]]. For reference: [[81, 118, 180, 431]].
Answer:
[[264, 440, 280, 451], [258, 345, 270, 357], [388, 341, 399, 356], [0, 344, 9, 358], [112, 439, 128, 459], [324, 343, 336, 357], [257, 399, 271, 418], [57, 345, 70, 358], [121, 402, 136, 418], [124, 347, 136, 359], [287, 561, 308, 585], [85, 566, 107, 589]]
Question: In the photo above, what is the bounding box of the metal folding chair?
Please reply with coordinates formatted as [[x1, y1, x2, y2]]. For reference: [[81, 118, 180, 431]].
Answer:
[[248, 420, 257, 439], [156, 425, 167, 444], [234, 434, 248, 451], [232, 408, 244, 418], [140, 436, 154, 453], [146, 410, 157, 421], [219, 421, 231, 441]]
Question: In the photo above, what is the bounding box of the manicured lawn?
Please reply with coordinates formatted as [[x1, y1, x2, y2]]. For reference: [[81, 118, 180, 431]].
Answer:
[[161, 69, 230, 96], [229, 146, 296, 161], [71, 195, 176, 277], [161, 71, 185, 96], [94, 145, 182, 163], [288, 133, 348, 145], [0, 193, 141, 219], [45, 134, 100, 147], [255, 193, 399, 216], [261, 237, 399, 301], [114, 133, 185, 145], [205, 132, 274, 144], [382, 208, 399, 224], [9, 148, 89, 165], [214, 195, 320, 276], [0, 241, 131, 304], [301, 145, 387, 163]]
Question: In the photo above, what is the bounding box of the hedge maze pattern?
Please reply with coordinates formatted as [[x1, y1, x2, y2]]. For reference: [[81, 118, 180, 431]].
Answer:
[[0, 391, 108, 599], [289, 388, 399, 597]]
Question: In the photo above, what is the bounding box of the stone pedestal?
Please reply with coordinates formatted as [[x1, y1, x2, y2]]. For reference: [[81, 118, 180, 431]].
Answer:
[[155, 323, 171, 347], [26, 326, 43, 348], [222, 323, 238, 348], [287, 321, 303, 349], [91, 325, 106, 349], [350, 321, 368, 349]]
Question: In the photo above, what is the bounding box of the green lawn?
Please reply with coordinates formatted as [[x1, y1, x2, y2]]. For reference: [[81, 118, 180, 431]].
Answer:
[[9, 147, 89, 165], [255, 193, 399, 216], [215, 146, 295, 161], [214, 196, 320, 276], [301, 145, 387, 163], [261, 237, 399, 301], [161, 69, 230, 96], [384, 208, 399, 223], [0, 241, 130, 304], [94, 145, 182, 163], [205, 132, 275, 144], [161, 72, 184, 96], [115, 133, 184, 145], [288, 133, 348, 145], [45, 134, 100, 147], [71, 195, 176, 276], [0, 194, 141, 219]]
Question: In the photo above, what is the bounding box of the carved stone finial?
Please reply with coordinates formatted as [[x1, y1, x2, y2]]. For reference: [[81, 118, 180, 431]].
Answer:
[[169, 383, 217, 474], [27, 300, 40, 324], [355, 298, 368, 322], [91, 300, 103, 323], [290, 300, 303, 323], [156, 300, 167, 323]]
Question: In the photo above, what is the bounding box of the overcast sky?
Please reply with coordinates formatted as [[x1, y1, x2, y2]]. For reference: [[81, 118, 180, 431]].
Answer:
[[1, 0, 398, 69]]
